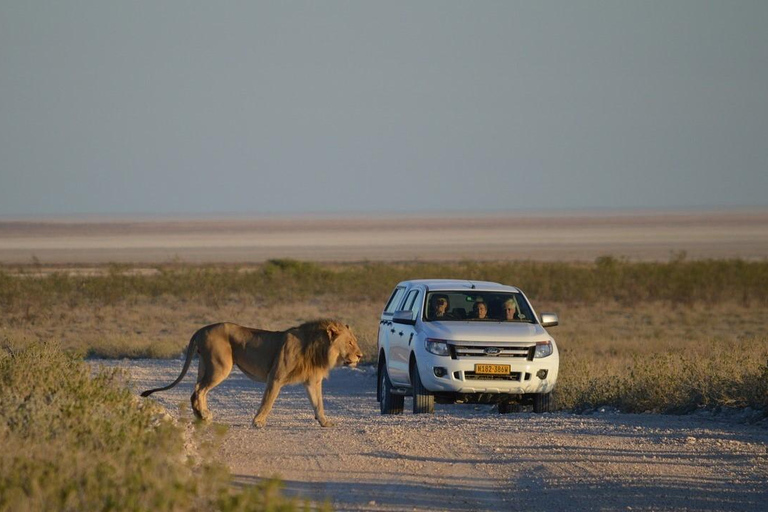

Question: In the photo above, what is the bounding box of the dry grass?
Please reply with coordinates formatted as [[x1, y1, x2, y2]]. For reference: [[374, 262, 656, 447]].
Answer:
[[1, 294, 380, 360], [548, 301, 768, 412], [4, 257, 768, 307], [2, 259, 767, 414]]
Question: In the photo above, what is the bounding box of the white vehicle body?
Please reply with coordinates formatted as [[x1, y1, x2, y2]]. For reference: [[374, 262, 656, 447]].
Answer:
[[376, 279, 560, 414]]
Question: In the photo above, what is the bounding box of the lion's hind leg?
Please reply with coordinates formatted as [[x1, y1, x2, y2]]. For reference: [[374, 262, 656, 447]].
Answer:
[[191, 357, 210, 421], [252, 359, 291, 429], [191, 352, 232, 422], [252, 377, 284, 428]]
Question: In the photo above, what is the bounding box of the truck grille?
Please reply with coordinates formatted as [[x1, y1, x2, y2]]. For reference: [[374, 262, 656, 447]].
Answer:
[[450, 344, 535, 360], [464, 371, 523, 381]]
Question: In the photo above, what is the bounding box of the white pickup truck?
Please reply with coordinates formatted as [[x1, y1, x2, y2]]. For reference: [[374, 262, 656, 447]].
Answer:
[[376, 279, 559, 414]]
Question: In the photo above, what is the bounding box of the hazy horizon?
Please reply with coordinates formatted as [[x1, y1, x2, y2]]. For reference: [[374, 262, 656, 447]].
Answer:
[[2, 1, 767, 217], [3, 204, 768, 223]]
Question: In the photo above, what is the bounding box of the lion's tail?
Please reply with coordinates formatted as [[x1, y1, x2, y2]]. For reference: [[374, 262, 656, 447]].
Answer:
[[140, 329, 202, 397]]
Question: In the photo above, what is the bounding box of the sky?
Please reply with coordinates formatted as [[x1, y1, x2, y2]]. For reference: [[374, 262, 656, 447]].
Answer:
[[1, 1, 767, 217]]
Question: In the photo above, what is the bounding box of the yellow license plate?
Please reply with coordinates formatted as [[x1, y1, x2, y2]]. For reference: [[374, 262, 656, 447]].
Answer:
[[474, 364, 511, 375]]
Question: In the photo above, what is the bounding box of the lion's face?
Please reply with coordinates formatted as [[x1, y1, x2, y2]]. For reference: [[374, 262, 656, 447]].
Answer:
[[329, 325, 363, 367]]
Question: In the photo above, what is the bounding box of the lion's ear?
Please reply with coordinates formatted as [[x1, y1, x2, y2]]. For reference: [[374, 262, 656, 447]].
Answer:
[[327, 326, 340, 341]]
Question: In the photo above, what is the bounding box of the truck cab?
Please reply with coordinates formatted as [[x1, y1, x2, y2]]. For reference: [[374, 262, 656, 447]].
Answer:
[[377, 279, 559, 414]]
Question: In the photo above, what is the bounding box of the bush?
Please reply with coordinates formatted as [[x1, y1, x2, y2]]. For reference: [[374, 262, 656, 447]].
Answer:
[[0, 340, 305, 512], [555, 339, 768, 415]]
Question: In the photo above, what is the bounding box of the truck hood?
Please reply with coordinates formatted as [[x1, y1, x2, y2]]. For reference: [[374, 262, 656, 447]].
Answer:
[[420, 321, 551, 343]]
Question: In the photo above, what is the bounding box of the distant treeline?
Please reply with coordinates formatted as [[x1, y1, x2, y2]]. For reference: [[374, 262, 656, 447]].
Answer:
[[2, 257, 767, 307]]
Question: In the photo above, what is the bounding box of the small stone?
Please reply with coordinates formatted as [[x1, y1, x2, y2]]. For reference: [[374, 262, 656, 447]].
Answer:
[[686, 436, 697, 444]]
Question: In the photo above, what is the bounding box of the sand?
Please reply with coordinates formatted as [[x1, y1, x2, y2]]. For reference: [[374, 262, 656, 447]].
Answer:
[[2, 210, 767, 264], [107, 360, 768, 512]]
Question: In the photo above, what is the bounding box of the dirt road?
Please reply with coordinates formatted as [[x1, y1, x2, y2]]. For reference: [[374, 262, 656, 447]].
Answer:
[[104, 359, 768, 511]]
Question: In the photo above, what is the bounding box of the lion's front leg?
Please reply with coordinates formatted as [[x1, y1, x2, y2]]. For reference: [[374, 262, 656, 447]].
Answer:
[[305, 376, 334, 427]]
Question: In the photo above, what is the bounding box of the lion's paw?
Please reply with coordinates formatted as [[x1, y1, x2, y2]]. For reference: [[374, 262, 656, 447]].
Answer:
[[319, 419, 336, 428], [194, 410, 213, 422], [252, 418, 267, 428]]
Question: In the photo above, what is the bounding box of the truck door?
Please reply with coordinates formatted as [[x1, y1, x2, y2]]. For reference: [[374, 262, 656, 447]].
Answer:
[[378, 286, 406, 374], [389, 289, 421, 385]]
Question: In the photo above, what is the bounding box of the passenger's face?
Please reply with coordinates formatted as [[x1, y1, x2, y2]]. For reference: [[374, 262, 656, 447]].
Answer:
[[434, 298, 448, 316], [476, 303, 487, 318], [504, 304, 516, 320]]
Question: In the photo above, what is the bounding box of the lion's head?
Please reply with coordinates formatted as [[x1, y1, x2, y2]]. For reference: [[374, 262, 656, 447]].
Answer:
[[320, 320, 363, 368], [294, 319, 363, 369]]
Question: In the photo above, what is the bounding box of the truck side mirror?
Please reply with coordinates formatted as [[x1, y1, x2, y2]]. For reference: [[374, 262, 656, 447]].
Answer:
[[392, 310, 416, 325], [540, 313, 559, 327]]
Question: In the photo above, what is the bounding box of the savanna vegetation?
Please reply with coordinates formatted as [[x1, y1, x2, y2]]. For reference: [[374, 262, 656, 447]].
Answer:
[[2, 257, 767, 416], [2, 258, 766, 509], [0, 340, 315, 512]]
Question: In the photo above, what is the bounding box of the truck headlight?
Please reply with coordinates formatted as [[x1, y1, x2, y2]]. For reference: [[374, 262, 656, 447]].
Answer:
[[534, 340, 553, 358], [425, 338, 450, 356]]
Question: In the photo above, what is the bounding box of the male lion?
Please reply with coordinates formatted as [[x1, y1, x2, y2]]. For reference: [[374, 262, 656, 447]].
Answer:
[[141, 319, 363, 428]]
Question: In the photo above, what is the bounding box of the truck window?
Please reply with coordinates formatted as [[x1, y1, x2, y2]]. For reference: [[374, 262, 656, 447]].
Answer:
[[407, 291, 422, 317], [384, 287, 406, 314], [401, 289, 421, 317], [402, 290, 418, 311]]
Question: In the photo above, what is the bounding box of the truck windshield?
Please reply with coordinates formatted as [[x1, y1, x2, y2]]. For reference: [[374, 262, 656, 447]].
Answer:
[[424, 292, 535, 323]]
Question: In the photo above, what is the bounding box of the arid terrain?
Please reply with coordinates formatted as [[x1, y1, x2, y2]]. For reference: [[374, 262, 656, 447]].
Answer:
[[2, 209, 768, 264], [109, 359, 768, 512], [7, 209, 768, 510]]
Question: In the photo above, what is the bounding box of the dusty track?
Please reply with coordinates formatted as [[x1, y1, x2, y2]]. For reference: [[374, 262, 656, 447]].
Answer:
[[101, 359, 768, 512]]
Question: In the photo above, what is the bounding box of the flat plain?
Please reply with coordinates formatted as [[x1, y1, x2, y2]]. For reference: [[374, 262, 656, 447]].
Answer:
[[1, 209, 767, 264]]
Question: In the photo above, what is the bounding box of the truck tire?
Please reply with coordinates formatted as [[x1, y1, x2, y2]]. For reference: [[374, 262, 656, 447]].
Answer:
[[379, 364, 404, 415], [411, 363, 434, 414], [533, 392, 552, 413]]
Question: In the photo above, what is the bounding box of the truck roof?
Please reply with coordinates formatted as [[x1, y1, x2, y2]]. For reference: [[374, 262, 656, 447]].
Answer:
[[397, 279, 521, 293]]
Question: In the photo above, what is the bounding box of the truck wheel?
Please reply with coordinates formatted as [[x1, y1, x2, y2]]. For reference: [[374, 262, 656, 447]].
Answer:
[[411, 363, 434, 414], [379, 364, 404, 415], [376, 358, 384, 402], [533, 392, 552, 413]]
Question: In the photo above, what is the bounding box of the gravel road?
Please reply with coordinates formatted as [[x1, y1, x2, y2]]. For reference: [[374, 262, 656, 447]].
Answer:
[[99, 359, 768, 512]]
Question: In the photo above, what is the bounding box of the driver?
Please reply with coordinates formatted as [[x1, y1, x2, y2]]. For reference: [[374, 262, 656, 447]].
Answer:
[[428, 294, 452, 319], [502, 298, 518, 321]]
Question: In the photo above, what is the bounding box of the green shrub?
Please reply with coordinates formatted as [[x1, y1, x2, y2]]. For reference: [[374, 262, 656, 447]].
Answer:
[[0, 340, 305, 512]]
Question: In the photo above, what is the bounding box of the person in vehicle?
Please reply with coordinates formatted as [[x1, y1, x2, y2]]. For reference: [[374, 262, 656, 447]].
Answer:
[[428, 294, 452, 320], [502, 298, 518, 321], [470, 298, 488, 319]]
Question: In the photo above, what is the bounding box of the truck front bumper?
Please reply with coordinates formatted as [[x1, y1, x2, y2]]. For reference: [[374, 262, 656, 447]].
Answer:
[[418, 354, 559, 395]]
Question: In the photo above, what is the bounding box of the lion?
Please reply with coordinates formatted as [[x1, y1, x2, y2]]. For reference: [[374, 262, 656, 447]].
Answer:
[[140, 319, 363, 428]]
